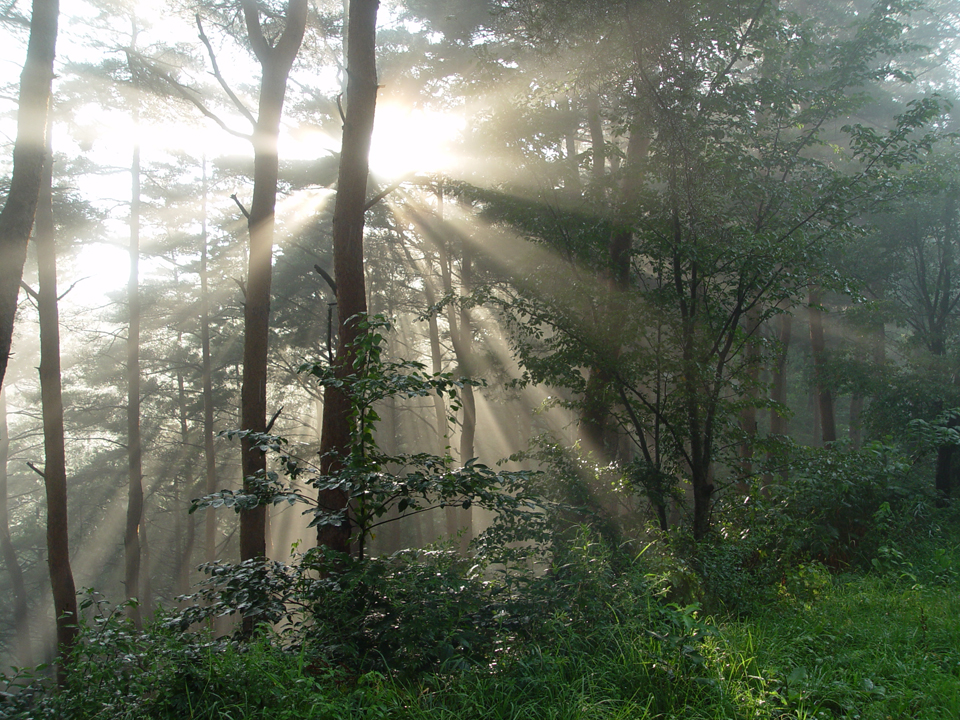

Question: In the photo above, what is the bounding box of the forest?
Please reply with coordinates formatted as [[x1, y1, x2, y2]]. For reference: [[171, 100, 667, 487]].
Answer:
[[1, 0, 960, 717]]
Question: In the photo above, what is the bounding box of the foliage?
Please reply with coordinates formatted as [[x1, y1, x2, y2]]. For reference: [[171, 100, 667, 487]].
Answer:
[[8, 538, 960, 719], [193, 315, 552, 560]]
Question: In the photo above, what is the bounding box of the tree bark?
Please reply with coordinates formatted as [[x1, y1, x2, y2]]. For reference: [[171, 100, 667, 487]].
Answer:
[[238, 0, 308, 566], [808, 288, 836, 444], [36, 127, 78, 685], [0, 390, 32, 666], [0, 0, 58, 393], [317, 0, 379, 556]]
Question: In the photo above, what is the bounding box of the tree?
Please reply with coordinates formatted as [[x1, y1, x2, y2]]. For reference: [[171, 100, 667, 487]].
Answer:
[[35, 128, 78, 684], [470, 0, 944, 539], [317, 0, 379, 555], [0, 390, 31, 667], [124, 11, 145, 629], [234, 0, 308, 564], [0, 0, 59, 392]]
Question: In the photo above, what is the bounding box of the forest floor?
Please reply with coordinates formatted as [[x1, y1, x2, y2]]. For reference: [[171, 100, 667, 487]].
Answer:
[[372, 575, 960, 720], [4, 563, 959, 719]]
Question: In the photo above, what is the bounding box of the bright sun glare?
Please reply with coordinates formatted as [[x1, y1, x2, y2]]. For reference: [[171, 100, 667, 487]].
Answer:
[[300, 102, 466, 182], [368, 103, 466, 180]]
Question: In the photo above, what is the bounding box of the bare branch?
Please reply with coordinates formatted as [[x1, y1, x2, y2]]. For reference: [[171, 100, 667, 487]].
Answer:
[[313, 264, 337, 295], [57, 277, 86, 302], [18, 281, 38, 301], [153, 65, 252, 141], [364, 172, 419, 211], [265, 406, 283, 433], [26, 461, 44, 479], [230, 193, 251, 219], [196, 13, 257, 127]]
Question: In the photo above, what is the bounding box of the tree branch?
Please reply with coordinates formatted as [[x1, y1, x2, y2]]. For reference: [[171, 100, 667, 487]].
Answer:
[[18, 281, 38, 301], [313, 264, 337, 295], [196, 13, 257, 127], [364, 172, 419, 211], [154, 66, 252, 141], [230, 193, 251, 219]]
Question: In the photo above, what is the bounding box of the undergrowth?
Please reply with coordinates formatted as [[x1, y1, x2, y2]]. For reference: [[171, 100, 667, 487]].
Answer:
[[3, 531, 958, 720]]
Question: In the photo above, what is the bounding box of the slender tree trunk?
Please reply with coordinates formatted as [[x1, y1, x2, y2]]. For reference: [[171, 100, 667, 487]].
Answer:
[[0, 0, 59, 392], [770, 311, 792, 436], [738, 307, 761, 489], [586, 90, 604, 182], [124, 45, 144, 625], [174, 366, 196, 595], [454, 248, 475, 552], [200, 157, 218, 566], [808, 288, 836, 444], [766, 310, 792, 492], [238, 0, 308, 568], [35, 128, 77, 685], [434, 186, 474, 552], [317, 0, 379, 556], [0, 390, 32, 666]]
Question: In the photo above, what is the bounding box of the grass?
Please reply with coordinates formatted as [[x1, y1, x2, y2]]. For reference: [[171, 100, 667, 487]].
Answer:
[[4, 566, 959, 719]]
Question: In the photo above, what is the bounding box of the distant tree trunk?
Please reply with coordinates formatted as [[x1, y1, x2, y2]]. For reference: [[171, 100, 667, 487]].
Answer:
[[201, 157, 218, 565], [586, 90, 604, 182], [124, 39, 144, 626], [238, 0, 308, 569], [738, 307, 761, 489], [770, 311, 792, 437], [766, 310, 792, 492], [174, 365, 195, 595], [35, 128, 78, 685], [317, 0, 379, 556], [0, 0, 58, 392], [848, 340, 864, 450], [0, 390, 32, 666], [808, 288, 836, 444], [435, 186, 473, 552]]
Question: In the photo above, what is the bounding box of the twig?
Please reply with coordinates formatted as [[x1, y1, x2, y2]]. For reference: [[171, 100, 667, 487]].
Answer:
[[57, 277, 86, 302], [26, 461, 45, 479]]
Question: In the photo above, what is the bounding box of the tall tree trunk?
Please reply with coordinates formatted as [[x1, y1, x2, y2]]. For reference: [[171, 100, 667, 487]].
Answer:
[[434, 186, 474, 552], [238, 0, 308, 568], [124, 29, 144, 625], [174, 365, 196, 595], [454, 247, 475, 552], [0, 390, 32, 666], [36, 127, 77, 685], [808, 288, 836, 444], [0, 0, 58, 392], [201, 157, 218, 566], [199, 159, 219, 564], [317, 0, 379, 556]]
